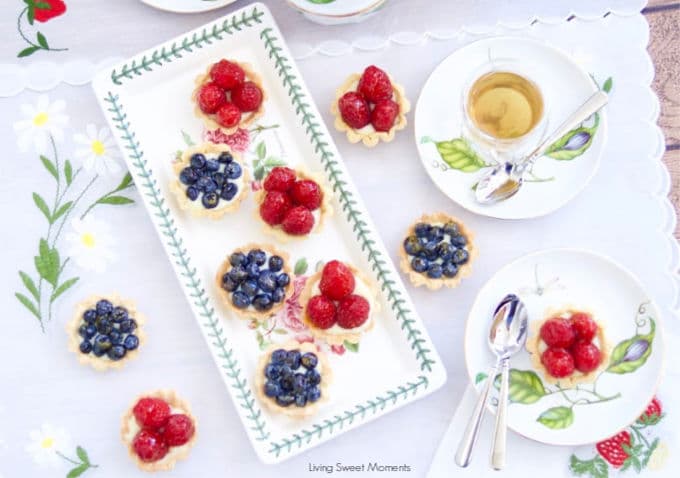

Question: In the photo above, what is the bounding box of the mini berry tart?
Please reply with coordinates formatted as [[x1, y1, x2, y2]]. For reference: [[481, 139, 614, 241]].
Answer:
[[399, 212, 478, 290], [255, 340, 332, 418], [215, 243, 294, 321], [299, 260, 379, 346], [192, 59, 266, 135], [121, 390, 197, 472], [254, 166, 333, 241], [170, 143, 249, 219], [331, 65, 410, 147], [67, 295, 146, 371], [526, 308, 610, 386]]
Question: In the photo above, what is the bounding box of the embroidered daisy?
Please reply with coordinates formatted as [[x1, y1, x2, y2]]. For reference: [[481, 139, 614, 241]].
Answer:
[[73, 124, 122, 175], [65, 215, 116, 273], [25, 423, 72, 467], [13, 95, 68, 153]]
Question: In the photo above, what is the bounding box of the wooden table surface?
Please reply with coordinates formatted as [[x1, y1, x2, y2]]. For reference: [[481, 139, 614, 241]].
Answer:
[[646, 0, 680, 238]]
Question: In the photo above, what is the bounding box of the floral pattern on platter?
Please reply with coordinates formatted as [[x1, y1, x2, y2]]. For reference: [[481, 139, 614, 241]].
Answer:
[[16, 0, 68, 58], [25, 423, 98, 476]]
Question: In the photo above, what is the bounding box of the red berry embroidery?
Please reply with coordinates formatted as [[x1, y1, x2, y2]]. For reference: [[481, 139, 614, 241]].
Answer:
[[596, 431, 631, 468], [371, 98, 400, 132], [539, 317, 576, 349], [639, 397, 662, 421], [307, 295, 337, 329], [357, 65, 393, 103], [337, 294, 370, 329], [282, 206, 315, 235], [571, 312, 597, 342], [338, 91, 371, 129], [210, 60, 245, 90], [290, 179, 322, 210], [571, 340, 601, 373], [259, 191, 293, 226], [132, 429, 169, 463], [263, 167, 296, 192], [162, 414, 195, 447], [231, 81, 263, 112], [34, 0, 67, 23], [197, 82, 227, 114], [540, 347, 575, 378], [319, 260, 355, 301], [133, 397, 171, 429], [216, 102, 242, 128]]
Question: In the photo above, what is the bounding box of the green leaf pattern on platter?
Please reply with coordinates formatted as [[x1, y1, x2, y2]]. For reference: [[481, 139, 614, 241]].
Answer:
[[537, 406, 574, 429]]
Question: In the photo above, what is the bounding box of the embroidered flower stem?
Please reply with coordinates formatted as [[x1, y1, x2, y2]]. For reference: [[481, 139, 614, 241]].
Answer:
[[16, 7, 68, 58]]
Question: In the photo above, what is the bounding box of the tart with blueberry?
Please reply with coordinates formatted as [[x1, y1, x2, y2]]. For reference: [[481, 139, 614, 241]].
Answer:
[[216, 244, 294, 320], [121, 390, 197, 472], [526, 308, 609, 386], [399, 212, 477, 290], [193, 59, 266, 135], [255, 340, 332, 418], [67, 295, 146, 371], [171, 143, 248, 219], [255, 166, 333, 240], [331, 65, 410, 147], [299, 260, 379, 346]]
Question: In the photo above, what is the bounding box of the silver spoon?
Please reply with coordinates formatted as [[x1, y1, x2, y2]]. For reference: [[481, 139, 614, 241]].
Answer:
[[475, 90, 609, 204], [455, 294, 528, 469]]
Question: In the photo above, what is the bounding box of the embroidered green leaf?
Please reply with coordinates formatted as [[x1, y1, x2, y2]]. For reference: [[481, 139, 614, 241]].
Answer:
[[36, 32, 49, 49], [51, 277, 79, 301], [40, 155, 58, 180], [181, 130, 195, 147], [493, 369, 545, 404], [66, 464, 89, 478], [32, 193, 52, 223], [52, 201, 73, 222], [19, 271, 39, 300], [97, 195, 134, 205], [294, 258, 308, 275], [75, 446, 89, 464], [602, 77, 613, 93], [35, 238, 60, 286], [343, 340, 359, 353], [474, 372, 488, 384], [256, 141, 266, 160], [27, 5, 35, 25], [115, 172, 134, 191], [433, 138, 487, 172], [607, 319, 655, 374], [15, 292, 40, 319], [64, 159, 73, 185], [569, 454, 609, 478], [35, 1, 52, 9], [537, 406, 573, 429]]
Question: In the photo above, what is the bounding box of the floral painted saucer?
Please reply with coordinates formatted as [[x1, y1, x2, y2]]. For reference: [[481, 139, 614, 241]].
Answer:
[[464, 249, 664, 446], [286, 0, 386, 25], [139, 0, 236, 14], [415, 37, 609, 220]]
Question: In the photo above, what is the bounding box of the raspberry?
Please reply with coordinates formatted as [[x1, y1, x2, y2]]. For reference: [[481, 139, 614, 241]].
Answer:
[[307, 295, 337, 329], [231, 81, 263, 112], [357, 65, 393, 102], [337, 294, 370, 329], [133, 429, 169, 463], [263, 167, 296, 192], [162, 414, 195, 447], [571, 312, 597, 342], [197, 82, 227, 114], [572, 340, 601, 373], [539, 318, 576, 349], [133, 397, 171, 429], [338, 92, 370, 129], [210, 59, 245, 90], [371, 99, 399, 132], [541, 347, 575, 378], [290, 180, 322, 210], [259, 191, 292, 226], [319, 260, 355, 301], [216, 102, 242, 128], [282, 206, 315, 235]]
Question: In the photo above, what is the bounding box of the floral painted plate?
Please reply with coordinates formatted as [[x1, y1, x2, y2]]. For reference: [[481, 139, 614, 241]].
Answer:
[[139, 0, 237, 14], [414, 37, 609, 220], [286, 0, 386, 25], [464, 249, 664, 446], [92, 2, 445, 464]]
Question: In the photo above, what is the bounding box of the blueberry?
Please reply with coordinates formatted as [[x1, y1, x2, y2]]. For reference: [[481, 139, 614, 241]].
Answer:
[[247, 249, 267, 266], [107, 345, 127, 361], [96, 299, 113, 315], [205, 159, 220, 172], [442, 261, 459, 278], [306, 369, 321, 386], [301, 352, 318, 369], [285, 350, 302, 369], [221, 274, 238, 292], [276, 395, 295, 407], [307, 387, 321, 402], [232, 291, 251, 309], [451, 234, 468, 247], [79, 341, 92, 354], [202, 191, 219, 209], [229, 252, 247, 267], [225, 161, 242, 179], [277, 273, 290, 288], [186, 186, 199, 201], [268, 255, 284, 272], [217, 152, 233, 164], [414, 223, 432, 238], [427, 263, 443, 279], [271, 287, 286, 303], [78, 324, 90, 339], [264, 381, 281, 398], [265, 363, 282, 380], [220, 183, 238, 201], [119, 319, 137, 334], [95, 317, 113, 335], [403, 236, 421, 256], [190, 153, 206, 169], [241, 279, 259, 297], [295, 393, 308, 407], [212, 172, 226, 188], [245, 262, 260, 280], [452, 248, 469, 265], [252, 293, 273, 311], [422, 241, 439, 260], [271, 349, 287, 363], [411, 257, 429, 273], [258, 270, 278, 293], [85, 325, 97, 339], [228, 266, 248, 284], [443, 221, 459, 236], [293, 373, 307, 393], [112, 306, 128, 322], [83, 309, 97, 323], [179, 167, 199, 185], [436, 242, 455, 261], [92, 335, 112, 356], [428, 226, 444, 242], [280, 372, 295, 391], [110, 330, 123, 345], [195, 176, 218, 193]]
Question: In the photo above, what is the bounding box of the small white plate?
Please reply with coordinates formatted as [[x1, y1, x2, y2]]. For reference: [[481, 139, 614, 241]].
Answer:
[[286, 0, 386, 25], [415, 37, 608, 220], [140, 0, 237, 14], [464, 249, 664, 446]]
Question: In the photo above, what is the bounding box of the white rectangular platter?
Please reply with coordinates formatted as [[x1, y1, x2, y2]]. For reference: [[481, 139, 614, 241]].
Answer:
[[93, 2, 446, 464]]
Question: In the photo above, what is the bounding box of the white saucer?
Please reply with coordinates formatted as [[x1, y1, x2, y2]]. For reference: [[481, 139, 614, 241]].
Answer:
[[139, 0, 237, 14]]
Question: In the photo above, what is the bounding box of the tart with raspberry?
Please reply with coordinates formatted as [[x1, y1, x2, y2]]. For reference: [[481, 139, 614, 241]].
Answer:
[[399, 212, 477, 290], [67, 294, 146, 371], [255, 340, 332, 418], [255, 166, 333, 241], [299, 260, 379, 346], [170, 143, 248, 219], [331, 65, 410, 147], [526, 308, 610, 386], [215, 243, 294, 321], [192, 59, 266, 135], [121, 390, 197, 472]]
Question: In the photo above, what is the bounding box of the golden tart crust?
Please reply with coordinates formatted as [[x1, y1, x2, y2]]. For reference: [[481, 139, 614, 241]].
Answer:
[[214, 243, 294, 322], [170, 143, 249, 219], [120, 389, 197, 472], [192, 61, 266, 135], [66, 294, 147, 372], [398, 212, 478, 290], [253, 168, 333, 242], [330, 72, 410, 147], [526, 307, 610, 387], [254, 340, 332, 418], [299, 264, 379, 346]]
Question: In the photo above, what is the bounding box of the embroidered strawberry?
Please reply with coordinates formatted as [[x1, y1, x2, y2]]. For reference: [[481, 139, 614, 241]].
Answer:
[[259, 191, 293, 225], [571, 312, 597, 342], [639, 397, 662, 421], [263, 167, 296, 192], [282, 206, 315, 235], [539, 317, 576, 349], [231, 81, 263, 112], [596, 431, 631, 468], [540, 347, 575, 378], [216, 102, 242, 128], [357, 65, 393, 102], [319, 260, 355, 301], [371, 98, 400, 132], [337, 294, 370, 329], [210, 60, 245, 90], [162, 414, 195, 447], [571, 340, 601, 373], [338, 92, 370, 129], [197, 82, 226, 114], [133, 397, 171, 429], [307, 295, 337, 329], [33, 0, 67, 23], [290, 179, 322, 210], [133, 429, 169, 463]]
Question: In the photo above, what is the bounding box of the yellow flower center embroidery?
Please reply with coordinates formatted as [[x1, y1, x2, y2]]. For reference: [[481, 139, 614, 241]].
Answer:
[[40, 437, 55, 449], [81, 232, 96, 248], [33, 112, 49, 127], [91, 140, 105, 156]]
